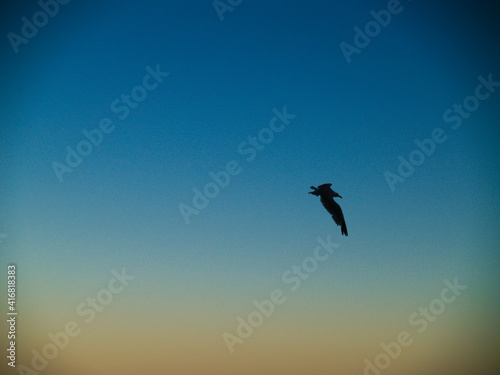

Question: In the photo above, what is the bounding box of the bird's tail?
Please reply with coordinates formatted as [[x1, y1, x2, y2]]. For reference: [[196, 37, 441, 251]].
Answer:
[[341, 221, 348, 236]]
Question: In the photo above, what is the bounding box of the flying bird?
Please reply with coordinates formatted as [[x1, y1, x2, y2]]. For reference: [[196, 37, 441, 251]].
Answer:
[[309, 183, 348, 236]]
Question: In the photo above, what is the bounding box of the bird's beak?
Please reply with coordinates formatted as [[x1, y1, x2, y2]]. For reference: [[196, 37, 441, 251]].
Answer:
[[339, 195, 343, 198]]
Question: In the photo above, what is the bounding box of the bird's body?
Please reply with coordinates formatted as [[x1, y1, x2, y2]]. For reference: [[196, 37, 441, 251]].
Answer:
[[309, 184, 348, 236]]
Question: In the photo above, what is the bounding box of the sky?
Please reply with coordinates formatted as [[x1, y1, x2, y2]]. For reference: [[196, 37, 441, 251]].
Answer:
[[1, 1, 499, 374]]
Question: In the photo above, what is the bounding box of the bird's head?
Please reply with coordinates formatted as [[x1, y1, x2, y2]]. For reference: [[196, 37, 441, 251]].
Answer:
[[309, 186, 320, 196]]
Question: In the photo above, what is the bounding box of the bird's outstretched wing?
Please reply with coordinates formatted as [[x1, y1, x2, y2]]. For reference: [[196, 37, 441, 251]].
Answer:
[[322, 197, 347, 235], [320, 196, 343, 220]]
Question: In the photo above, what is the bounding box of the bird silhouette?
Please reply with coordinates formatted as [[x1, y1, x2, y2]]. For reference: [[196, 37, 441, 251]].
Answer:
[[309, 183, 348, 236]]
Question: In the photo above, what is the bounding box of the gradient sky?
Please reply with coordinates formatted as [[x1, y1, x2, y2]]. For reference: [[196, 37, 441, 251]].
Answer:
[[1, 1, 499, 374]]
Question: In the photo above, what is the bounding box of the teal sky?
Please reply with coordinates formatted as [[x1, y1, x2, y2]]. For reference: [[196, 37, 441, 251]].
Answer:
[[1, 1, 499, 374]]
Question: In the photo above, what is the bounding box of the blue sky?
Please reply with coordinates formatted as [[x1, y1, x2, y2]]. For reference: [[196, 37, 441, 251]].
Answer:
[[1, 1, 499, 374]]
